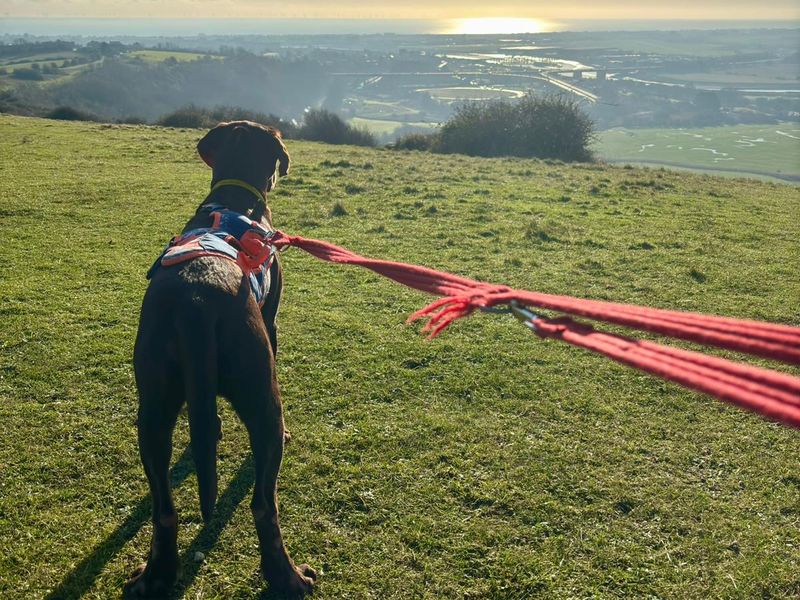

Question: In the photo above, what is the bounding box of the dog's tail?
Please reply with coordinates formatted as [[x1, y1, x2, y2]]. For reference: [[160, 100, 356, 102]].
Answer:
[[176, 306, 219, 523]]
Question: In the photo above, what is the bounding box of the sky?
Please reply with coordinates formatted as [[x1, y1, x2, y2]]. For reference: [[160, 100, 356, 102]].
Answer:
[[2, 0, 798, 20]]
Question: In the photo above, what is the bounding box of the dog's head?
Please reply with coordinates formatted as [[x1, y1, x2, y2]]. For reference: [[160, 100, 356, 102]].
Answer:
[[197, 120, 290, 194]]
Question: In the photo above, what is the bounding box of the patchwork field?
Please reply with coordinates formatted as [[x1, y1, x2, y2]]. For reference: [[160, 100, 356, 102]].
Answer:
[[1, 115, 799, 599], [128, 50, 217, 63], [596, 124, 800, 182]]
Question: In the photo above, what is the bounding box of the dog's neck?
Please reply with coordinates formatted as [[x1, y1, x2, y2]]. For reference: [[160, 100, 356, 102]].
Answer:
[[185, 180, 273, 232]]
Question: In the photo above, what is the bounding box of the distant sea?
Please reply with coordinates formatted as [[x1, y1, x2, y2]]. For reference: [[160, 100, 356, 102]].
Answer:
[[0, 18, 797, 37]]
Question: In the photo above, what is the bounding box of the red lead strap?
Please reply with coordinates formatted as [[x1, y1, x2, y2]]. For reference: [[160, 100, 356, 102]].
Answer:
[[271, 232, 800, 429]]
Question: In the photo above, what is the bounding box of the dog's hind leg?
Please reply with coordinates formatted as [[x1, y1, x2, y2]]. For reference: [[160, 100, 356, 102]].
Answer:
[[125, 370, 183, 598], [226, 349, 316, 597]]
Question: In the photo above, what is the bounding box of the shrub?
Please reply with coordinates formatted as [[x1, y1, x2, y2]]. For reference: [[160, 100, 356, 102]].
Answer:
[[46, 106, 98, 121], [11, 68, 44, 81], [437, 93, 595, 162], [329, 201, 349, 217], [156, 104, 295, 135], [156, 104, 214, 128], [393, 132, 439, 151], [207, 105, 296, 137], [117, 115, 147, 125], [297, 109, 376, 147], [0, 89, 45, 116]]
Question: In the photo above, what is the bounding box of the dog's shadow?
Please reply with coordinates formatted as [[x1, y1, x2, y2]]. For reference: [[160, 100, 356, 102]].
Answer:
[[45, 450, 269, 600]]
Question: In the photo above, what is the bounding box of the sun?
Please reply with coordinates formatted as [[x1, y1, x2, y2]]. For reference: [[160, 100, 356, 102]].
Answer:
[[446, 18, 554, 35]]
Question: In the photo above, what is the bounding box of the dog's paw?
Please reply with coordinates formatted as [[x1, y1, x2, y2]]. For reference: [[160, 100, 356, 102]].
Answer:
[[123, 562, 177, 598], [264, 563, 317, 597], [283, 429, 292, 445]]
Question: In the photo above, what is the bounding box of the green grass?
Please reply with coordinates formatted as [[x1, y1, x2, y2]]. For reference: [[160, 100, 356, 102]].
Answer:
[[0, 52, 78, 68], [349, 117, 438, 136], [596, 124, 800, 181], [128, 50, 213, 63], [1, 114, 799, 599], [352, 100, 422, 120]]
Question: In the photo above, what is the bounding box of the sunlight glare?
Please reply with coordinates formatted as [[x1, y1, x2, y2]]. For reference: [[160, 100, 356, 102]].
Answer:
[[447, 18, 553, 35]]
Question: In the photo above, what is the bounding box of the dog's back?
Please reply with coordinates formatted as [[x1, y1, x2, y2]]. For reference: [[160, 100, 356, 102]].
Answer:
[[135, 256, 245, 520]]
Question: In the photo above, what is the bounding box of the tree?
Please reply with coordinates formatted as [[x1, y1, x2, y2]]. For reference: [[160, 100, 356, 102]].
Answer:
[[436, 93, 595, 161], [297, 109, 376, 147]]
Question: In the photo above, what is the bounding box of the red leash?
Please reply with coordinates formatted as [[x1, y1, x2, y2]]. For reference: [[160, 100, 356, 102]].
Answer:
[[272, 232, 800, 429]]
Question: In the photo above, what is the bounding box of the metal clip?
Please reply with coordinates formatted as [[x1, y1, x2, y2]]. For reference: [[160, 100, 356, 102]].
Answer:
[[510, 301, 539, 331]]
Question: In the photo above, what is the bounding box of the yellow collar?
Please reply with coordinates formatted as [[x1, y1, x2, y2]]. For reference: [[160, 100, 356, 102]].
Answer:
[[210, 179, 266, 204]]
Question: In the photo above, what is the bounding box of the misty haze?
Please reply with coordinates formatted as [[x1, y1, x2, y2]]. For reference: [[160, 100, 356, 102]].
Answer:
[[1, 19, 798, 179]]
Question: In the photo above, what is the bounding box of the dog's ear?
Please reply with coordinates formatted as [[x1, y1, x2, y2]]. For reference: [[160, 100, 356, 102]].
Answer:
[[197, 122, 230, 168], [276, 138, 290, 178], [262, 129, 290, 192]]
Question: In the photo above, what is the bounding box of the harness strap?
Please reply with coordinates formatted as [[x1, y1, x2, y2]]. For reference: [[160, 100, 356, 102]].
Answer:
[[211, 179, 267, 205]]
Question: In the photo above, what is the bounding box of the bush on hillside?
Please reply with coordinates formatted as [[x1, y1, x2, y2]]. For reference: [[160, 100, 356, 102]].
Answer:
[[297, 109, 376, 147], [437, 93, 595, 162], [46, 106, 98, 121], [0, 89, 46, 117], [117, 115, 147, 125], [156, 105, 216, 128], [156, 104, 295, 135], [393, 132, 438, 151]]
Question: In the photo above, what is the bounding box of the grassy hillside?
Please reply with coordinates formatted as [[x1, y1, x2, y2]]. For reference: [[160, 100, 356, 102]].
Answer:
[[596, 124, 800, 182], [1, 114, 798, 599]]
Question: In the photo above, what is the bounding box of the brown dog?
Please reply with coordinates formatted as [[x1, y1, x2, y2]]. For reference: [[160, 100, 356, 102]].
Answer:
[[125, 121, 316, 597]]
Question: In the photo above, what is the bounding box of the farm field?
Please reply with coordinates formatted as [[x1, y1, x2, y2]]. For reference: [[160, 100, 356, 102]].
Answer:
[[0, 52, 98, 86], [1, 115, 799, 599], [349, 117, 438, 137], [662, 70, 800, 86], [128, 50, 216, 63], [596, 124, 800, 182], [346, 99, 424, 122], [420, 86, 524, 101]]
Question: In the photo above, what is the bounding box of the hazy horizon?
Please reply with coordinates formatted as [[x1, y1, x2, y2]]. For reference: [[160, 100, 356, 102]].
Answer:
[[1, 17, 797, 38], [3, 0, 799, 19]]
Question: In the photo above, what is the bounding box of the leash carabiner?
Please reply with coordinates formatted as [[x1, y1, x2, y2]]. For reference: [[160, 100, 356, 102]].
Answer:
[[480, 301, 540, 331], [510, 301, 540, 331]]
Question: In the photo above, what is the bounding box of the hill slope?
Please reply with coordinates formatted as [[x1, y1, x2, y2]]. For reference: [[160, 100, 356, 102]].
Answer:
[[1, 115, 799, 599]]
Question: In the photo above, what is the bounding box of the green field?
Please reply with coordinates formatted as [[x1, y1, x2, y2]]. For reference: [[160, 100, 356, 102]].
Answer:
[[596, 124, 800, 182], [0, 52, 78, 69], [349, 117, 438, 136], [350, 99, 422, 120], [128, 50, 212, 63], [662, 69, 800, 86], [421, 86, 524, 101], [1, 115, 799, 599]]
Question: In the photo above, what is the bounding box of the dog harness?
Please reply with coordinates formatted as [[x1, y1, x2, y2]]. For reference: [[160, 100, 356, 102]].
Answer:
[[147, 203, 277, 306]]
